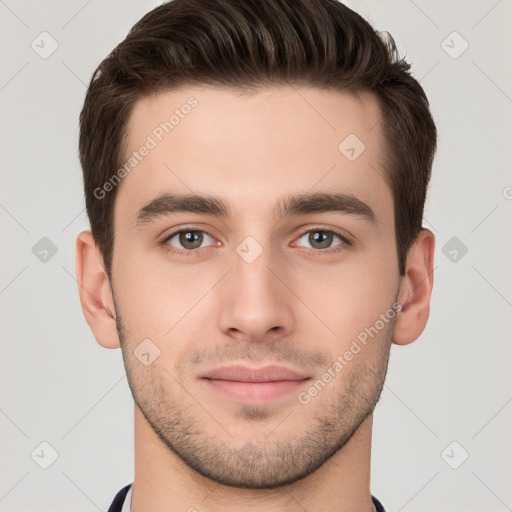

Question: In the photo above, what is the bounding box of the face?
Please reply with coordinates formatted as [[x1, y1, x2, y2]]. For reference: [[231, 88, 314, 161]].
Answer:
[[110, 85, 401, 488]]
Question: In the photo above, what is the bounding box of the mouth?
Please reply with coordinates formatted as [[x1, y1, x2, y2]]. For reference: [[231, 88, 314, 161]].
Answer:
[[199, 365, 312, 403]]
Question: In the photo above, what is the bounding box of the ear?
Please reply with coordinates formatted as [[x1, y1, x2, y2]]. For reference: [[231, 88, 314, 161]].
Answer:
[[393, 228, 435, 346], [75, 230, 120, 349]]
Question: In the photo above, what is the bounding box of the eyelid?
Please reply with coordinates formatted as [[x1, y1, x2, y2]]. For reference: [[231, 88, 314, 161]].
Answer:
[[159, 224, 352, 255], [160, 224, 217, 251], [294, 225, 352, 244]]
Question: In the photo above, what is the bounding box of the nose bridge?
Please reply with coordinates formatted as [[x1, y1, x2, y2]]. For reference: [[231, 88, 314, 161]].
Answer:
[[217, 233, 294, 339]]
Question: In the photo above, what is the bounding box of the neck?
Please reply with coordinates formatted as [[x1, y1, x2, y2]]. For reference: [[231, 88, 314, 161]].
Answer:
[[130, 405, 376, 512]]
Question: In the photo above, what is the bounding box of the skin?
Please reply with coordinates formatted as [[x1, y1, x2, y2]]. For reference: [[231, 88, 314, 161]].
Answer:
[[76, 85, 435, 512]]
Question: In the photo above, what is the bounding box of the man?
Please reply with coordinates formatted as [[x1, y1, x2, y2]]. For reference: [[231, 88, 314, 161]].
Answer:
[[75, 0, 437, 510]]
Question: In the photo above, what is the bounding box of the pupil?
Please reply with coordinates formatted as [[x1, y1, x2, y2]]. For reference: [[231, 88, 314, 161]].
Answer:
[[312, 231, 330, 248], [181, 231, 201, 248]]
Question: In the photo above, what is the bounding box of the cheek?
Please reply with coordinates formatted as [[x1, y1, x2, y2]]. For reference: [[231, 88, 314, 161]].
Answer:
[[113, 244, 217, 346], [296, 246, 398, 345], [113, 223, 398, 346], [112, 245, 167, 338]]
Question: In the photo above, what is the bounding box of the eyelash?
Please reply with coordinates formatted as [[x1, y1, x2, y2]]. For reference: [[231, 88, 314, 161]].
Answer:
[[159, 225, 352, 258]]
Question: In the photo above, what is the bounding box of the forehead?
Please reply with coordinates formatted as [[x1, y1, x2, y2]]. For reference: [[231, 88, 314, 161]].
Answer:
[[114, 85, 391, 225]]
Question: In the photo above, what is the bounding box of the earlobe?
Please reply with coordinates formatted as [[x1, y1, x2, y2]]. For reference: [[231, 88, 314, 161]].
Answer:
[[75, 231, 121, 349], [393, 229, 435, 346]]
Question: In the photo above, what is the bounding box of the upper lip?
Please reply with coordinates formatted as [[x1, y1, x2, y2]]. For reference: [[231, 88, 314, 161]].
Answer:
[[200, 365, 310, 382]]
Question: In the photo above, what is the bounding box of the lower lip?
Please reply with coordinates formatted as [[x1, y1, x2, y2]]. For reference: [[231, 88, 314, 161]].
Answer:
[[202, 378, 310, 402]]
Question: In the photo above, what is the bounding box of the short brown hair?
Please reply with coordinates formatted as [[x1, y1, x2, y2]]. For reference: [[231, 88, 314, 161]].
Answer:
[[79, 0, 437, 277]]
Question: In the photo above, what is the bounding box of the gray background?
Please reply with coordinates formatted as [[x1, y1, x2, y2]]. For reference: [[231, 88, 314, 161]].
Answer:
[[1, 0, 511, 510]]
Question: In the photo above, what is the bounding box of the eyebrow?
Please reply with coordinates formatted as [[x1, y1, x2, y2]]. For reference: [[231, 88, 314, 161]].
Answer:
[[133, 191, 378, 228]]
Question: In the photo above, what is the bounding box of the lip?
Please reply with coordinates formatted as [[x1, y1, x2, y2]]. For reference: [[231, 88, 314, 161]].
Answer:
[[200, 365, 311, 403], [200, 364, 310, 382]]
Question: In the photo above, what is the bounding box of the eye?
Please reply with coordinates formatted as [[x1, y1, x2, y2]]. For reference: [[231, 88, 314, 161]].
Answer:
[[294, 228, 350, 254], [160, 225, 351, 258], [162, 228, 216, 255]]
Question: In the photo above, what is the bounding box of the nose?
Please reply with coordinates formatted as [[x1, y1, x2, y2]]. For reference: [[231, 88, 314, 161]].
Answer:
[[217, 246, 295, 343]]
